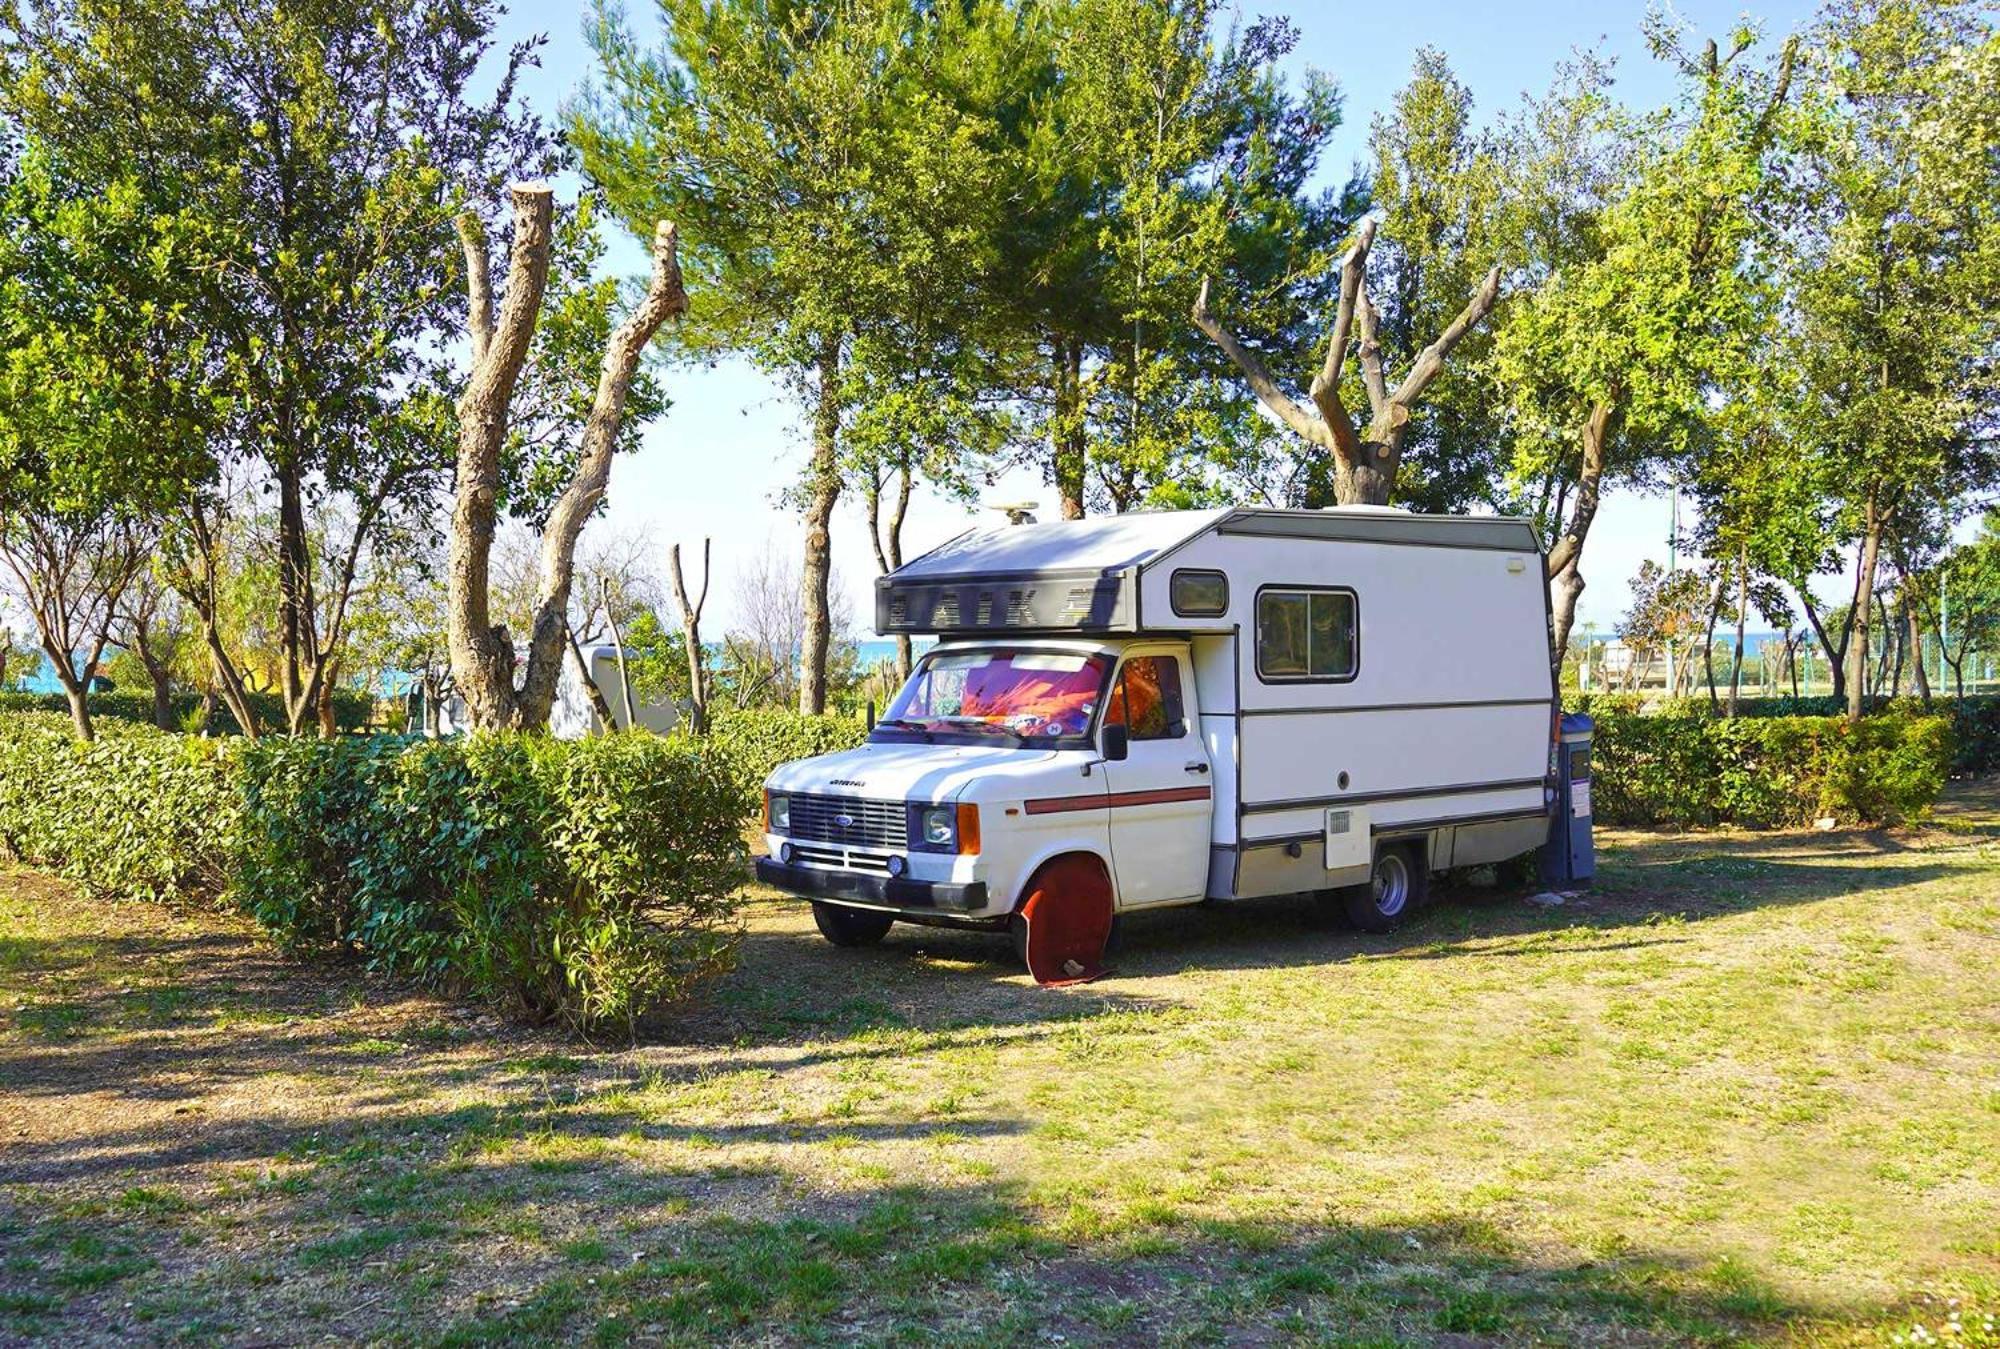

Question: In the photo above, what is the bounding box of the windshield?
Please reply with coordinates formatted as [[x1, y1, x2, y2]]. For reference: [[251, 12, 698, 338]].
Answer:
[[873, 648, 1111, 745]]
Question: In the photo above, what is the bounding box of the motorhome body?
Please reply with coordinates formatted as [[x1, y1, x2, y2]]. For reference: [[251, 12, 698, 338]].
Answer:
[[756, 505, 1557, 950]]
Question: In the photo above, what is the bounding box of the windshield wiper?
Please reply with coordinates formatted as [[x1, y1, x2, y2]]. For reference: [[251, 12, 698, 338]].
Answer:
[[938, 719, 1029, 745], [873, 717, 935, 740]]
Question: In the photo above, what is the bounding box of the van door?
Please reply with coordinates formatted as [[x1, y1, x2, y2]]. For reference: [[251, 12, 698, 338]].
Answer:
[[1101, 648, 1213, 907]]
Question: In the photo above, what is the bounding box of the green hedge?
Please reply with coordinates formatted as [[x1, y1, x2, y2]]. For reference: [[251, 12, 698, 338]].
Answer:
[[706, 709, 869, 816], [0, 687, 373, 735], [0, 712, 743, 1033], [1572, 693, 1999, 779], [1579, 705, 1954, 829]]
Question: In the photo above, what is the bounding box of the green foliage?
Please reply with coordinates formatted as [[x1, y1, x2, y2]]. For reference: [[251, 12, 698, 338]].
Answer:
[[0, 688, 370, 735], [706, 709, 869, 816], [0, 713, 240, 903], [0, 714, 746, 1034], [1570, 700, 1953, 828]]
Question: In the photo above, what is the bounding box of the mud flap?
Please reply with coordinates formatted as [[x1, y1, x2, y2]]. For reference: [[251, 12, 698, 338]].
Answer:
[[1018, 856, 1114, 986]]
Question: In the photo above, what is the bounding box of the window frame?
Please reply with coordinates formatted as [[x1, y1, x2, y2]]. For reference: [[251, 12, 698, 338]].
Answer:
[[1106, 652, 1190, 742], [1253, 584, 1360, 685], [1169, 568, 1230, 619]]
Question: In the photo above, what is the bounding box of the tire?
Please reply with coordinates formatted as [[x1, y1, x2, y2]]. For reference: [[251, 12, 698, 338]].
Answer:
[[1341, 843, 1428, 933], [812, 901, 894, 948]]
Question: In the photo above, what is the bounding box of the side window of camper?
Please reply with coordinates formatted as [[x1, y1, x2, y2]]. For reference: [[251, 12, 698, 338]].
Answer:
[[1104, 656, 1187, 740], [1256, 589, 1357, 681]]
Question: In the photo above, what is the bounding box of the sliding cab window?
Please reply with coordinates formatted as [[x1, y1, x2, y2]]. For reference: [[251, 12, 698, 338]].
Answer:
[[1256, 588, 1356, 682], [1104, 656, 1187, 741]]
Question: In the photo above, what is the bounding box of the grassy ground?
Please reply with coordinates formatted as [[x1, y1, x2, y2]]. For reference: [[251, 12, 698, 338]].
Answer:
[[2, 790, 1998, 1345]]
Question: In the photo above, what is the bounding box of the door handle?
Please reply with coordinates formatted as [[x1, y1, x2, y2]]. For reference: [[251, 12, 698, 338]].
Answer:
[[1185, 762, 1209, 775]]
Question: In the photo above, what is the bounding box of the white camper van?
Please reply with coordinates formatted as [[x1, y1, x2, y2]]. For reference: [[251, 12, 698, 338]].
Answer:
[[756, 506, 1556, 959]]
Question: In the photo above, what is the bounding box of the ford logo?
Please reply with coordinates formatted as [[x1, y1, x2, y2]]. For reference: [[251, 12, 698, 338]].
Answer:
[[833, 813, 856, 829]]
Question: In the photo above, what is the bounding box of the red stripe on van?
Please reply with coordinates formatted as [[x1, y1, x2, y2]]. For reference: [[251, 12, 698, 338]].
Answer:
[[1023, 786, 1212, 816]]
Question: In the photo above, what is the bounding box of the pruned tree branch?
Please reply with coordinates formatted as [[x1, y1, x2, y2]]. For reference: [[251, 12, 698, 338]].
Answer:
[[1308, 218, 1378, 458], [1190, 276, 1329, 447], [1393, 265, 1501, 408], [458, 210, 495, 366]]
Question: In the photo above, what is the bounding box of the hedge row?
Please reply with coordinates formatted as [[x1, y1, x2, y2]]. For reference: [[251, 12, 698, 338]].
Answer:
[[706, 708, 870, 814], [1576, 705, 1954, 829], [1572, 693, 1998, 780], [0, 687, 374, 735], [0, 712, 743, 1033]]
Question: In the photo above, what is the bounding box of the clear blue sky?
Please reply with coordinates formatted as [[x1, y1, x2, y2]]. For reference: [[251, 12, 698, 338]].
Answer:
[[491, 0, 1823, 639]]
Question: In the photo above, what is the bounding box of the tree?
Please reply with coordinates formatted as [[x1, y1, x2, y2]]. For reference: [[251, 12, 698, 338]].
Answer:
[[1620, 560, 1712, 695], [1781, 0, 1999, 722], [446, 184, 687, 731], [1930, 519, 2000, 700], [1352, 49, 1514, 511], [576, 0, 1015, 715], [2, 0, 553, 735], [0, 144, 215, 739], [1496, 25, 1797, 666]]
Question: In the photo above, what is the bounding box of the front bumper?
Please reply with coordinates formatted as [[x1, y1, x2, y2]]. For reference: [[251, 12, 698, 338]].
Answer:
[[754, 858, 989, 913]]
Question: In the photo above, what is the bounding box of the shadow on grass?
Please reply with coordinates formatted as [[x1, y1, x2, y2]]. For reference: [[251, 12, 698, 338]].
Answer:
[[0, 1099, 1850, 1347]]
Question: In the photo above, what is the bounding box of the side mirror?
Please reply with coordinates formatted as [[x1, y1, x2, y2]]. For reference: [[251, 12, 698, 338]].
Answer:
[[1103, 723, 1129, 762]]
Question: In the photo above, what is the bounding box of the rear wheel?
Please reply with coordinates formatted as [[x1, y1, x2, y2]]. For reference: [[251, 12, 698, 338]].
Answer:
[[1341, 844, 1428, 933], [812, 901, 894, 948]]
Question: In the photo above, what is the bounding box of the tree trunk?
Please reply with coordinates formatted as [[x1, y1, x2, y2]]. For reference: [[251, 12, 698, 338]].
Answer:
[[566, 628, 618, 730], [668, 539, 710, 735], [1907, 597, 1930, 707], [604, 603, 638, 732], [1727, 549, 1748, 717], [1797, 583, 1851, 705], [60, 674, 94, 743], [798, 335, 843, 716], [1544, 397, 1615, 667], [1053, 337, 1085, 520], [1703, 572, 1724, 713], [135, 629, 176, 731], [1549, 561, 1585, 678], [317, 660, 339, 738], [275, 461, 315, 734], [448, 185, 556, 729], [1848, 499, 1882, 724]]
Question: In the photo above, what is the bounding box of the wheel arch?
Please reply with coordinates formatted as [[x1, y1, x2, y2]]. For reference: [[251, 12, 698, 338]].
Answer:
[[1012, 849, 1115, 914]]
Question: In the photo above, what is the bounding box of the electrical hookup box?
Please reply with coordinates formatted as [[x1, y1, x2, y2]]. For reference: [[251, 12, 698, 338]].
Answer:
[[1541, 713, 1595, 886]]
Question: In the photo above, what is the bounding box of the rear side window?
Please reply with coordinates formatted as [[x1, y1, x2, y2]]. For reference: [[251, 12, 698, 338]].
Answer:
[[1256, 588, 1357, 682], [1104, 656, 1187, 740], [1170, 569, 1228, 617]]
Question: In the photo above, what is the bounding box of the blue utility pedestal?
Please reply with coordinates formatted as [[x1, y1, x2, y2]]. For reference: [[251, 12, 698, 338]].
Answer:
[[1540, 713, 1595, 885]]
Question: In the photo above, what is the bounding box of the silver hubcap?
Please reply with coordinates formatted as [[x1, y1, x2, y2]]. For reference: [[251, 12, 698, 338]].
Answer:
[[1372, 852, 1410, 917]]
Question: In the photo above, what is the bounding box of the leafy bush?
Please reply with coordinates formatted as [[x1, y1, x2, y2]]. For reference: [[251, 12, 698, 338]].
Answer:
[[0, 712, 744, 1033], [705, 708, 869, 816], [1582, 705, 1952, 828], [1573, 693, 1999, 778], [0, 687, 373, 735], [0, 712, 240, 903]]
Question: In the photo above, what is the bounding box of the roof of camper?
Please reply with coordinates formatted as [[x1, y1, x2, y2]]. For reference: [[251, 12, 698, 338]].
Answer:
[[894, 506, 1541, 580]]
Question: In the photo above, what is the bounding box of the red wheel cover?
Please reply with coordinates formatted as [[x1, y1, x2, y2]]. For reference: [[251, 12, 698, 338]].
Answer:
[[1018, 856, 1114, 986]]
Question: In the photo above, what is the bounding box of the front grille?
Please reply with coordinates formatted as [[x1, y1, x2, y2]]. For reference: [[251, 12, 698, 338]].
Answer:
[[786, 794, 907, 850], [790, 843, 894, 874]]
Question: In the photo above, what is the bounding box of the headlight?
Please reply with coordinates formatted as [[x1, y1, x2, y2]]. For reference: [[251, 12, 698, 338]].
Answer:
[[909, 802, 980, 855], [767, 793, 791, 832]]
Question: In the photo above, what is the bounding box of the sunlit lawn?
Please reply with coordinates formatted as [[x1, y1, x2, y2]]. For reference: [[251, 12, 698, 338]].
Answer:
[[1, 786, 1997, 1344]]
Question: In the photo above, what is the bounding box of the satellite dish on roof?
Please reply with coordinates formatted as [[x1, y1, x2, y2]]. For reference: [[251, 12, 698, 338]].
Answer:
[[989, 501, 1040, 526]]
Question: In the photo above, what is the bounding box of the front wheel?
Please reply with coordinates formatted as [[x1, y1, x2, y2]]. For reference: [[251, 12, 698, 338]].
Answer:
[[1341, 844, 1428, 933], [812, 901, 894, 948]]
